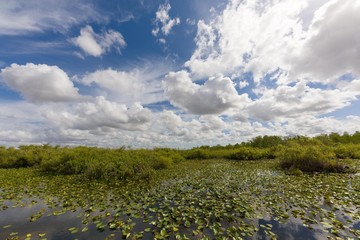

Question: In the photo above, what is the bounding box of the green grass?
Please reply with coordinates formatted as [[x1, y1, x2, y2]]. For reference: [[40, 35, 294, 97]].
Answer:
[[0, 146, 186, 182], [1, 133, 360, 177], [278, 144, 355, 173]]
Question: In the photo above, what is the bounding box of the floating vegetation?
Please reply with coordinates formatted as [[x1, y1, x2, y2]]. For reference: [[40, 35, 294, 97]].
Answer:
[[0, 159, 359, 239]]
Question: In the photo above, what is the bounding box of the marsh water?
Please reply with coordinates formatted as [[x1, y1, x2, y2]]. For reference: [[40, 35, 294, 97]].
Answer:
[[0, 204, 335, 239], [0, 160, 359, 239]]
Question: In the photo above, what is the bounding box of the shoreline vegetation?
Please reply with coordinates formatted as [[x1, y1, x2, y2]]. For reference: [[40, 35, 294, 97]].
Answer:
[[0, 132, 359, 181]]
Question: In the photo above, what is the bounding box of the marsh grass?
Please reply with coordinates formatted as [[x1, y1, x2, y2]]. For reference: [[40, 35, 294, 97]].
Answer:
[[278, 144, 353, 173], [0, 133, 359, 181], [0, 146, 185, 182]]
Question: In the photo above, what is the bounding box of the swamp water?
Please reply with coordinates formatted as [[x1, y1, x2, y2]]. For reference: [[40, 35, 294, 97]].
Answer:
[[0, 160, 359, 239]]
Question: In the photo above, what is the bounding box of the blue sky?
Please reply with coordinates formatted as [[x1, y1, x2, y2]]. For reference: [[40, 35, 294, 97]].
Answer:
[[0, 0, 360, 148]]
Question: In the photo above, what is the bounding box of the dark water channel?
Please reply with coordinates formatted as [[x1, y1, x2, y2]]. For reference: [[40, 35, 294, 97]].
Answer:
[[0, 197, 359, 239]]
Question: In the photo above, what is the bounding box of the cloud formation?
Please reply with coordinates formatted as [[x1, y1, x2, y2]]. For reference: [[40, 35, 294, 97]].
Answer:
[[1, 0, 360, 148], [81, 69, 144, 100], [185, 0, 307, 81], [0, 63, 81, 102], [163, 71, 249, 115], [78, 60, 171, 105], [290, 0, 360, 81], [45, 96, 152, 132], [152, 2, 180, 38], [72, 25, 126, 57], [0, 0, 101, 35], [185, 0, 360, 84], [247, 81, 357, 121]]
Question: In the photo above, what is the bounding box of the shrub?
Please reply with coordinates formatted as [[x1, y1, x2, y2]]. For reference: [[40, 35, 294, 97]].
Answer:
[[39, 148, 175, 181], [227, 147, 266, 160], [288, 168, 303, 176], [152, 156, 173, 170], [334, 144, 360, 159], [154, 148, 185, 163], [278, 144, 350, 173], [184, 149, 210, 159], [0, 145, 46, 168]]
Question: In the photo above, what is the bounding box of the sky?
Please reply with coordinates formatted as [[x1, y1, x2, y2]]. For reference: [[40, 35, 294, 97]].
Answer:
[[0, 0, 360, 148]]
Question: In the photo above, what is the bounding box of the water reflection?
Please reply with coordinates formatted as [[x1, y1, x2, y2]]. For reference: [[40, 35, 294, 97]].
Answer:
[[253, 218, 323, 240], [2, 199, 358, 239], [0, 202, 121, 239]]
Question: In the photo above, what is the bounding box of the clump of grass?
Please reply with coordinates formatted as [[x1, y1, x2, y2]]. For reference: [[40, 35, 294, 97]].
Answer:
[[0, 145, 47, 168], [184, 149, 210, 159], [333, 144, 360, 159], [278, 144, 351, 173], [226, 147, 268, 160], [40, 148, 177, 181], [0, 146, 183, 182], [287, 168, 303, 176]]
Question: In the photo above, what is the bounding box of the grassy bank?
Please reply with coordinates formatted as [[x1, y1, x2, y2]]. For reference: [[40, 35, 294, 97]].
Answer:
[[0, 132, 359, 182]]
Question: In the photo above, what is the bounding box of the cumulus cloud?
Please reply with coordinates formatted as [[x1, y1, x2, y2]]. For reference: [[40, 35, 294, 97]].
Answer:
[[80, 69, 144, 100], [185, 0, 307, 81], [247, 81, 357, 121], [72, 25, 126, 57], [282, 115, 360, 137], [290, 0, 360, 81], [238, 80, 249, 89], [45, 96, 152, 131], [152, 2, 180, 37], [341, 79, 360, 93], [1, 0, 360, 148], [1, 100, 360, 148], [0, 0, 102, 35], [0, 63, 82, 103], [186, 0, 360, 84], [153, 111, 228, 145], [163, 70, 250, 115], [78, 60, 172, 105]]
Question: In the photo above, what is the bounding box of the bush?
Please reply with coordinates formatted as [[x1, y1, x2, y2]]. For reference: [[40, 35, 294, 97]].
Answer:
[[334, 144, 360, 159], [184, 149, 210, 159], [278, 144, 350, 173], [151, 156, 173, 170], [40, 148, 175, 181], [154, 148, 185, 163], [1, 133, 358, 180], [0, 145, 47, 168], [226, 147, 267, 160]]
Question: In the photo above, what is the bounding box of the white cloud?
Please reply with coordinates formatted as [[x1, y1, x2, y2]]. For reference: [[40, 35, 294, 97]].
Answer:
[[247, 81, 357, 121], [290, 0, 360, 81], [152, 2, 180, 37], [45, 96, 153, 131], [158, 38, 167, 44], [0, 0, 102, 35], [1, 99, 360, 148], [186, 0, 360, 85], [185, 0, 307, 81], [81, 69, 144, 101], [78, 60, 172, 105], [186, 18, 196, 26], [0, 63, 82, 103], [1, 0, 360, 148], [163, 70, 250, 115], [238, 80, 249, 89], [72, 25, 126, 57], [341, 79, 360, 93], [282, 115, 360, 137]]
